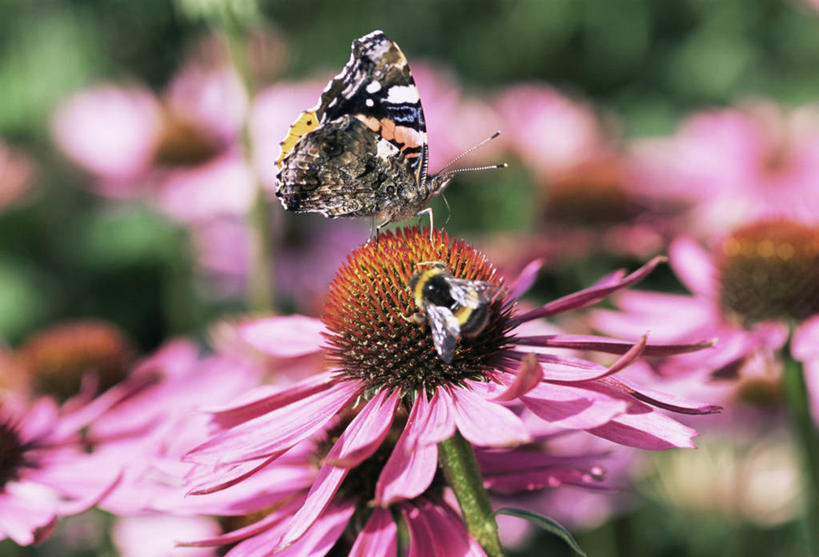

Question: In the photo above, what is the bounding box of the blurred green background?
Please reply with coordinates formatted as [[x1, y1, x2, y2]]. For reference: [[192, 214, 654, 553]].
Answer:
[[1, 1, 818, 555]]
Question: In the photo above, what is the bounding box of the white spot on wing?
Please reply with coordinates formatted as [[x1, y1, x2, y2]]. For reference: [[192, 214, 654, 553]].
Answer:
[[366, 81, 382, 93], [385, 85, 419, 104], [365, 99, 374, 107], [377, 138, 399, 160]]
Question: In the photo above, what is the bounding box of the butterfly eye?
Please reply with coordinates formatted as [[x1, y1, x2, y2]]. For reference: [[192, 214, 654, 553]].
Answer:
[[385, 185, 396, 195], [323, 139, 343, 157]]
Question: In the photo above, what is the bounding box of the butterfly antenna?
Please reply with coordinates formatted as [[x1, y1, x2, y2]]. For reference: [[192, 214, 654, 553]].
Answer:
[[436, 131, 504, 175], [440, 163, 508, 179]]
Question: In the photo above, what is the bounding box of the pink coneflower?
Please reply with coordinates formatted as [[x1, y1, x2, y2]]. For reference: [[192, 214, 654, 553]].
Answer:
[[16, 320, 134, 401], [496, 84, 608, 181], [177, 403, 610, 555], [186, 227, 716, 553], [52, 58, 253, 224], [592, 219, 819, 409], [629, 102, 819, 237], [0, 394, 124, 545]]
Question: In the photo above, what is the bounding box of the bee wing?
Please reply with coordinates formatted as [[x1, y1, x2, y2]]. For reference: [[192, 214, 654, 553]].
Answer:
[[425, 305, 461, 364], [445, 279, 503, 308]]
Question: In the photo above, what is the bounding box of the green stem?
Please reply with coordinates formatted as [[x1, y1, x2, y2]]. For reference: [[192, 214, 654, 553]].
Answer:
[[438, 432, 504, 557], [221, 27, 275, 312], [782, 355, 819, 549]]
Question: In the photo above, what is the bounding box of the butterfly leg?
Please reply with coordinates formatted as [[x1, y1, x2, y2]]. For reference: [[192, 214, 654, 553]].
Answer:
[[415, 207, 434, 242]]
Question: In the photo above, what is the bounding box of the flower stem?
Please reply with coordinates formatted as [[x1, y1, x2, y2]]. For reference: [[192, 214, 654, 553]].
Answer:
[[438, 432, 504, 557], [221, 27, 275, 312], [783, 355, 819, 549]]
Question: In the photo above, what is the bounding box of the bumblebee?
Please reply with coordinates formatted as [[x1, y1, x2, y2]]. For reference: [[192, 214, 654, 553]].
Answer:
[[408, 262, 500, 363]]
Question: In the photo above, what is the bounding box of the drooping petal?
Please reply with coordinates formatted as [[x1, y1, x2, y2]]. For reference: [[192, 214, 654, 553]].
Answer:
[[493, 353, 543, 401], [521, 382, 628, 430], [324, 389, 401, 467], [274, 465, 349, 551], [512, 256, 665, 325], [599, 376, 722, 415], [207, 372, 336, 429], [277, 390, 399, 548], [177, 497, 302, 547], [349, 508, 398, 557], [446, 385, 531, 447], [403, 499, 487, 557], [374, 393, 439, 504], [416, 388, 457, 447], [188, 379, 361, 464], [514, 334, 716, 357], [589, 408, 698, 449], [263, 501, 355, 557]]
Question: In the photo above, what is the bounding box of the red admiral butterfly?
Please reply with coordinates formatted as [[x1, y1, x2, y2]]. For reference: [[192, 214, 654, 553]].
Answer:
[[275, 30, 503, 234]]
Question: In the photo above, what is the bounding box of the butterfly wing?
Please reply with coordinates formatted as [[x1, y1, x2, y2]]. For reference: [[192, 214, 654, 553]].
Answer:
[[276, 31, 430, 221], [425, 304, 462, 364]]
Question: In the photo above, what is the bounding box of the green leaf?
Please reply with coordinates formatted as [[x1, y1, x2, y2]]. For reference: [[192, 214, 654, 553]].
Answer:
[[496, 508, 587, 557]]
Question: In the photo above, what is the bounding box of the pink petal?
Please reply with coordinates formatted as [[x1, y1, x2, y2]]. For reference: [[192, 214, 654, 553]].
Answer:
[[207, 372, 336, 429], [324, 389, 400, 468], [600, 376, 721, 415], [179, 497, 302, 547], [0, 482, 59, 545], [186, 454, 281, 495], [512, 256, 666, 325], [157, 152, 255, 223], [274, 466, 349, 550], [113, 515, 220, 557], [403, 499, 486, 557], [589, 408, 698, 449], [374, 393, 438, 504], [273, 501, 356, 557], [52, 85, 160, 182], [514, 333, 716, 357], [278, 390, 399, 548], [507, 258, 543, 300], [416, 388, 457, 446], [238, 316, 327, 358], [521, 383, 628, 430], [349, 508, 398, 557], [669, 237, 717, 298], [493, 354, 543, 401], [189, 379, 361, 464], [447, 386, 531, 447]]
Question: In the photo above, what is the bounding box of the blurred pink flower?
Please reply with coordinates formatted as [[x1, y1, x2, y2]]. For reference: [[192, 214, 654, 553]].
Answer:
[[412, 63, 503, 171], [87, 339, 265, 516], [496, 84, 608, 180], [592, 224, 819, 414], [629, 102, 819, 236], [0, 141, 35, 211], [0, 393, 126, 545], [184, 228, 716, 552], [250, 79, 328, 191], [112, 515, 220, 557], [52, 60, 253, 224]]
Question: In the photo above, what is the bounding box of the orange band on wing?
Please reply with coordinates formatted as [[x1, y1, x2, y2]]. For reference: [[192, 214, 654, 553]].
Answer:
[[354, 114, 425, 156], [277, 110, 319, 169]]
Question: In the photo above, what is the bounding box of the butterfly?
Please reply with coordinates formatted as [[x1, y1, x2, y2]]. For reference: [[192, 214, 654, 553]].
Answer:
[[275, 30, 503, 235]]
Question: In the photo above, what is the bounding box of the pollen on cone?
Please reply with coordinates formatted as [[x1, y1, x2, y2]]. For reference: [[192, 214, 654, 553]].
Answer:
[[321, 227, 512, 391]]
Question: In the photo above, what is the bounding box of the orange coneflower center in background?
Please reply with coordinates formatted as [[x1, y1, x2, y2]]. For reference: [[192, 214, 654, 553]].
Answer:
[[718, 218, 819, 324]]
